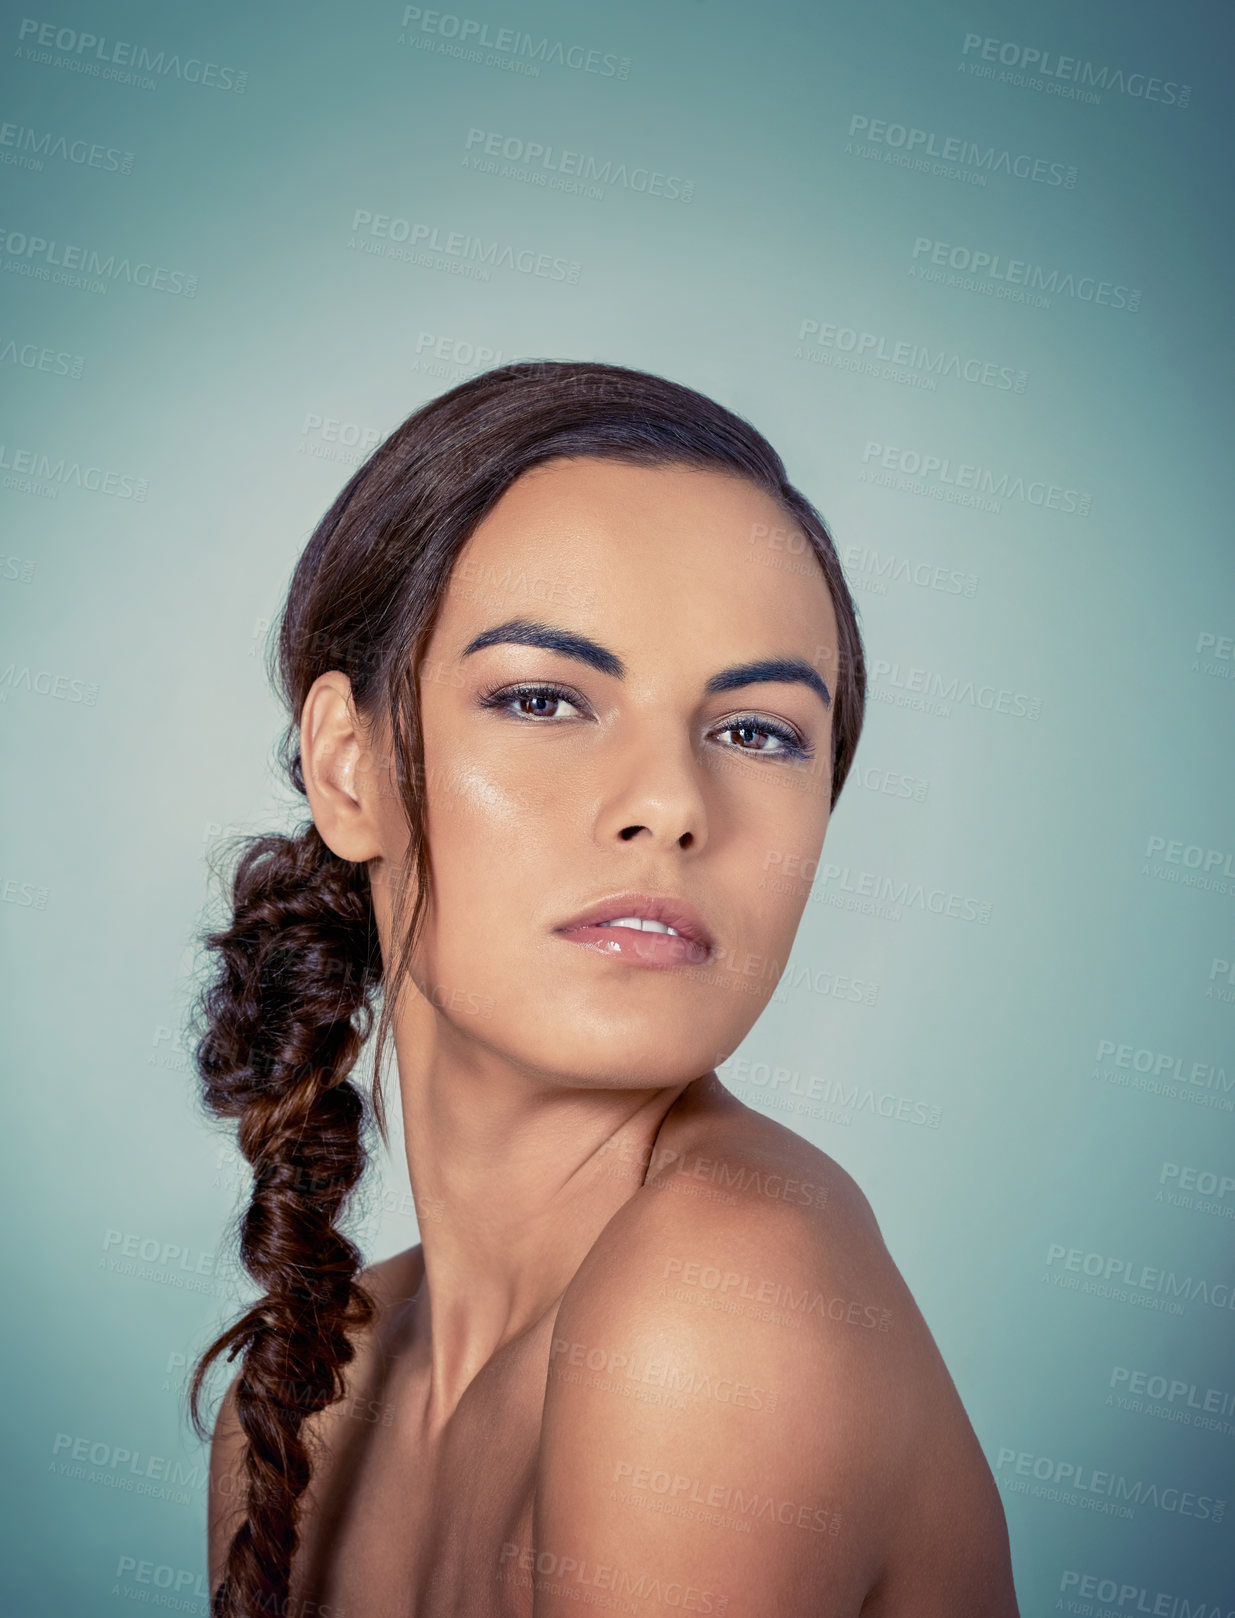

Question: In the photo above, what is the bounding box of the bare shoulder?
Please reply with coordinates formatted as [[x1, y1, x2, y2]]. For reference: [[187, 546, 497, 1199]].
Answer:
[[206, 1244, 424, 1591], [356, 1243, 425, 1320], [536, 1098, 1018, 1616], [565, 1088, 903, 1330]]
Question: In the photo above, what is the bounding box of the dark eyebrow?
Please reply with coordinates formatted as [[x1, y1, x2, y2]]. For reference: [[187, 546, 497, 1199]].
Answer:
[[704, 658, 831, 709], [460, 618, 625, 678], [459, 619, 830, 708]]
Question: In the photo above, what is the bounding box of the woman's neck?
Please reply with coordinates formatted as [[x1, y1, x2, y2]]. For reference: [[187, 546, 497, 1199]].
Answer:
[[392, 1010, 701, 1425]]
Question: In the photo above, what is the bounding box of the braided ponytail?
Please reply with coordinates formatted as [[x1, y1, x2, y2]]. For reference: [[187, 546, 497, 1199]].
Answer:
[[188, 821, 384, 1618]]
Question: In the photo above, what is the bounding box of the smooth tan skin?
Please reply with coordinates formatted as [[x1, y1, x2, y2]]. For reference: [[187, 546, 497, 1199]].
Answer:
[[208, 458, 1019, 1617]]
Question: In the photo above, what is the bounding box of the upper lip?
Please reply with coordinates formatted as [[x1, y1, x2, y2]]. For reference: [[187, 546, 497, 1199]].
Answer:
[[554, 891, 716, 954]]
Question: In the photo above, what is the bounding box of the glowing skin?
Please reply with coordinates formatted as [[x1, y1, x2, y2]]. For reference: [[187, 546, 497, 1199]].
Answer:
[[208, 459, 1019, 1617], [392, 457, 837, 1093]]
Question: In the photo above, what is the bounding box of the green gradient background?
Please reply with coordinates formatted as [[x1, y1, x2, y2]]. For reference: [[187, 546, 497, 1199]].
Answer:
[[2, 0, 1232, 1611]]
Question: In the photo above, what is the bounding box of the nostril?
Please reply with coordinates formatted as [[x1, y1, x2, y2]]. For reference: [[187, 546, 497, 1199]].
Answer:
[[620, 825, 643, 841]]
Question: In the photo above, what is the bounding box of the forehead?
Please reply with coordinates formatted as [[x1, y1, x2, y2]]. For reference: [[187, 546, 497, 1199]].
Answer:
[[440, 457, 839, 683]]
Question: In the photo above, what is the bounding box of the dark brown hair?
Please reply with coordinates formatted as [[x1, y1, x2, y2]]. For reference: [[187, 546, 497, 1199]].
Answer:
[[187, 359, 866, 1617]]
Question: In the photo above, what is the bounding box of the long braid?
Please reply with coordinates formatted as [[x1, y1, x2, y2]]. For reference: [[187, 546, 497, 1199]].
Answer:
[[189, 823, 384, 1618]]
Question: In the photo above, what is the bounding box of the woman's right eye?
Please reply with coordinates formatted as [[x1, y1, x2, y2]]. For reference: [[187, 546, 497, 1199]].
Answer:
[[480, 684, 584, 721]]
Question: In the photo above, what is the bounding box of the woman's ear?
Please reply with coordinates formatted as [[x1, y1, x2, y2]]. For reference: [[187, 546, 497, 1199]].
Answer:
[[299, 672, 387, 863]]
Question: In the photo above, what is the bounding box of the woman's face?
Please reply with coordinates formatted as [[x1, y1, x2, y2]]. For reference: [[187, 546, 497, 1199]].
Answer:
[[375, 455, 840, 1089]]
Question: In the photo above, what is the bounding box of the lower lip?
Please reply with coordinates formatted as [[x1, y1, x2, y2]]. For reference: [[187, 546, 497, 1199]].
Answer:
[[554, 924, 712, 970]]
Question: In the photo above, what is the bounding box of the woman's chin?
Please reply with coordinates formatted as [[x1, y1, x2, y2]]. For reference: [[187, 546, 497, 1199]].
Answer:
[[494, 1022, 733, 1092]]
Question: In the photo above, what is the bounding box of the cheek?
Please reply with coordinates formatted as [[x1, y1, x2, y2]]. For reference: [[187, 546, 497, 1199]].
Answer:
[[419, 761, 561, 957], [745, 808, 829, 938], [429, 748, 567, 844]]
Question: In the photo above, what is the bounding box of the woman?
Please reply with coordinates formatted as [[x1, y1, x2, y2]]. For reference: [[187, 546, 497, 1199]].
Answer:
[[191, 361, 1019, 1617]]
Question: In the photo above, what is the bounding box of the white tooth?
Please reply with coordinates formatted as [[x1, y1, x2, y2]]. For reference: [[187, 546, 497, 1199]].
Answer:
[[599, 916, 681, 935]]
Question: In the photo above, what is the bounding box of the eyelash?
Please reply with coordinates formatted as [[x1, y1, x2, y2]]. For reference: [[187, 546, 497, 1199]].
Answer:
[[477, 682, 814, 761]]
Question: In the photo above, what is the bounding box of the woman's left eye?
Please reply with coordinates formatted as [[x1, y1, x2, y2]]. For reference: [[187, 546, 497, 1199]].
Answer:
[[713, 718, 809, 758]]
